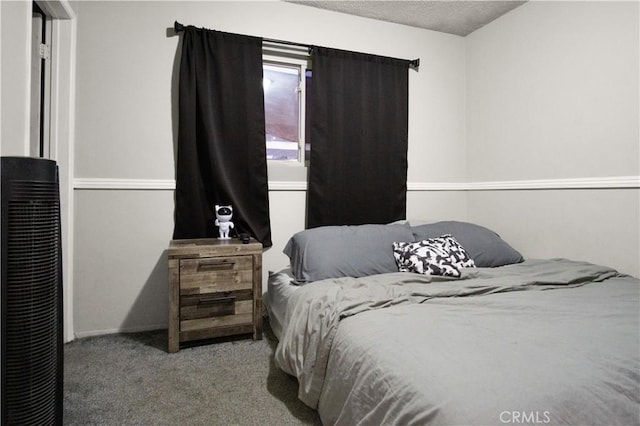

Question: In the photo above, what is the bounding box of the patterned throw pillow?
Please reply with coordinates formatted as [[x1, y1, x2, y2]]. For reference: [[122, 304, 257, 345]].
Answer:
[[393, 234, 476, 278]]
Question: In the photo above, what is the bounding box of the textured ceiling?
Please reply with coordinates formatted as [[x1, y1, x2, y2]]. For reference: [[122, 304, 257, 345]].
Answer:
[[287, 0, 528, 36]]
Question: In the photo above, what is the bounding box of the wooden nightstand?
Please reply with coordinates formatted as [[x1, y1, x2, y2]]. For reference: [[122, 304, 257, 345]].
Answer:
[[167, 238, 263, 353]]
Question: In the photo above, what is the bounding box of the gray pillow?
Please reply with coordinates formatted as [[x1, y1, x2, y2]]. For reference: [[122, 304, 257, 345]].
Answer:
[[410, 221, 524, 267], [283, 224, 414, 283]]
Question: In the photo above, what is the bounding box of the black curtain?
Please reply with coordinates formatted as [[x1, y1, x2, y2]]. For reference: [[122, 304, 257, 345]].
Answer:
[[307, 47, 409, 228], [173, 27, 272, 247]]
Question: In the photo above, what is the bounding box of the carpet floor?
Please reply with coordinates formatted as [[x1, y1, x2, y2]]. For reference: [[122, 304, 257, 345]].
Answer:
[[64, 324, 321, 425]]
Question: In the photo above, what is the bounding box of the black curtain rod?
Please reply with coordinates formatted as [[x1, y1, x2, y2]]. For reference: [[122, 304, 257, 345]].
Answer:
[[173, 21, 420, 69]]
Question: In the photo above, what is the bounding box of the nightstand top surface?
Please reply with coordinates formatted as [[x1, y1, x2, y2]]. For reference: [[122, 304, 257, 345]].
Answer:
[[168, 238, 262, 258]]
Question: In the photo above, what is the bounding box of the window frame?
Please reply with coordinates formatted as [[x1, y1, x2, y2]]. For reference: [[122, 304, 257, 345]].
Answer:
[[262, 51, 311, 166]]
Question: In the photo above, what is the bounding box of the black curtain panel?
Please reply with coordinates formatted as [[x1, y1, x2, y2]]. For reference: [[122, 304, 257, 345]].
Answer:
[[307, 47, 410, 228], [173, 27, 272, 247]]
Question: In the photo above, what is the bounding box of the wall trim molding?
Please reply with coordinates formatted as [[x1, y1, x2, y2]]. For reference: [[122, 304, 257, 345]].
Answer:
[[268, 181, 308, 191], [409, 176, 640, 191], [74, 176, 640, 191], [74, 178, 177, 190]]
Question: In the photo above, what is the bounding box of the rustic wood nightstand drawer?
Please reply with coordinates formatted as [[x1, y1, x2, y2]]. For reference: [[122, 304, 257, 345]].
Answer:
[[180, 305, 253, 334], [180, 290, 253, 320], [179, 256, 253, 295], [168, 238, 263, 353]]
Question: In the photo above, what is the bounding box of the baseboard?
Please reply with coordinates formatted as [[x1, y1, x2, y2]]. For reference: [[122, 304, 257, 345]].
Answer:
[[74, 176, 640, 191], [73, 323, 167, 340]]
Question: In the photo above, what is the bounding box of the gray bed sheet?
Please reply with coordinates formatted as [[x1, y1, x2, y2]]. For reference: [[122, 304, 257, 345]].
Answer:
[[273, 259, 640, 425], [266, 268, 298, 340]]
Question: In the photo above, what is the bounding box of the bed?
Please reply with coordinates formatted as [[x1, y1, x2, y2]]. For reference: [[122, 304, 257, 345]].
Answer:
[[267, 221, 640, 425]]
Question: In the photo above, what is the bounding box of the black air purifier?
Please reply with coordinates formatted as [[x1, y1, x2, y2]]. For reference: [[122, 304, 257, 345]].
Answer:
[[1, 157, 63, 425]]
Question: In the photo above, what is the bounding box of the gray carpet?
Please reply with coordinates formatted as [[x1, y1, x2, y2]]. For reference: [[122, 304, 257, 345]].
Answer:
[[64, 323, 322, 425]]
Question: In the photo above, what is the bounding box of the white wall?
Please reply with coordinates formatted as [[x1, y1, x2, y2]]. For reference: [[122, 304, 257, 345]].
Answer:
[[465, 0, 639, 276], [71, 1, 467, 337], [50, 0, 640, 338], [1, 0, 31, 156], [467, 0, 638, 181]]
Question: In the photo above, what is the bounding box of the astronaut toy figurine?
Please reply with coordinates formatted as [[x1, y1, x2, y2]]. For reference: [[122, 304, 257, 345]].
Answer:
[[214, 204, 234, 239]]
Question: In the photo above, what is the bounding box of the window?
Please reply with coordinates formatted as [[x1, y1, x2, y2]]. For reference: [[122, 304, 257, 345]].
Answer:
[[263, 53, 311, 164]]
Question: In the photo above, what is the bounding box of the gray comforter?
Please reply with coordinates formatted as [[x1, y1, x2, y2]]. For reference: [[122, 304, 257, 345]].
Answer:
[[274, 259, 640, 425]]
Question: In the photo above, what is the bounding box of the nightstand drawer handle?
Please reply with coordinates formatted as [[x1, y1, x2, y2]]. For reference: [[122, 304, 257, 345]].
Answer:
[[197, 262, 234, 272], [198, 295, 236, 305]]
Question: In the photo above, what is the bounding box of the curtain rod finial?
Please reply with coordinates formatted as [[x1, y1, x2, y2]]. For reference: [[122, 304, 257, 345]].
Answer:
[[174, 21, 184, 33], [410, 58, 420, 69]]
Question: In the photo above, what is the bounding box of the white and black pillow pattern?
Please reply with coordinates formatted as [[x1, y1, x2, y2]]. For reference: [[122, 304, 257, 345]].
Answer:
[[393, 234, 475, 278]]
